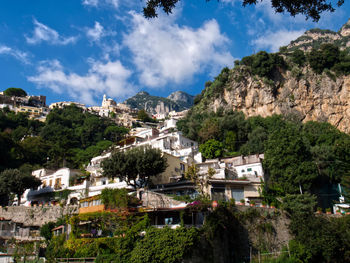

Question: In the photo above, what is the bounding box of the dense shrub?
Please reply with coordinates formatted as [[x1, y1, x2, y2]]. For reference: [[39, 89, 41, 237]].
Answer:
[[129, 227, 199, 263], [291, 49, 306, 66], [307, 44, 340, 74], [100, 188, 140, 209], [240, 51, 286, 79]]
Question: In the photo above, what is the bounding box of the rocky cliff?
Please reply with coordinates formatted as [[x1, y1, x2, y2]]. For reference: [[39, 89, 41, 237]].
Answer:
[[206, 66, 350, 133], [192, 19, 350, 134]]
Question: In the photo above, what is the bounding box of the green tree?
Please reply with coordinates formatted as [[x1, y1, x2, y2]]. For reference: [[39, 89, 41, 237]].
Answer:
[[264, 123, 318, 196], [104, 126, 129, 142], [291, 49, 306, 66], [20, 136, 50, 165], [3, 87, 27, 97], [142, 0, 343, 21], [137, 109, 153, 123], [224, 130, 236, 153], [102, 146, 167, 189], [198, 118, 220, 142], [185, 164, 215, 196], [199, 139, 223, 159], [0, 168, 41, 205], [307, 44, 340, 74], [40, 222, 56, 242]]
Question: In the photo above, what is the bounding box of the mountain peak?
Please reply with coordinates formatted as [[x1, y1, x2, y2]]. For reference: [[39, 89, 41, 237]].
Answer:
[[137, 91, 149, 96], [287, 17, 350, 51], [124, 90, 193, 114]]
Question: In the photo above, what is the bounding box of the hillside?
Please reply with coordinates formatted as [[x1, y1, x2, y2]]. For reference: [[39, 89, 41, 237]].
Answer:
[[124, 91, 194, 114], [286, 18, 350, 51], [189, 20, 350, 134]]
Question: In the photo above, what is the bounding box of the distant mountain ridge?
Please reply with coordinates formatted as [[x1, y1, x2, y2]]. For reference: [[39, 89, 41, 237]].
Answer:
[[286, 18, 350, 51], [124, 91, 194, 114]]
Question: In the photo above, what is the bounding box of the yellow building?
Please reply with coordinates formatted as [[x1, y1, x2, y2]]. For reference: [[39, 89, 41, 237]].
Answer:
[[16, 105, 49, 119], [151, 153, 188, 185]]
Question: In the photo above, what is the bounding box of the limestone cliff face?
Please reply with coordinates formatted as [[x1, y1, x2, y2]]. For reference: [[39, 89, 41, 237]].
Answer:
[[208, 66, 350, 133]]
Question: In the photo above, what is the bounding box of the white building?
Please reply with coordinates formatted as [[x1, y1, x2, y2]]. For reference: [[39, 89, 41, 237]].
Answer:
[[21, 168, 83, 206], [120, 129, 201, 164], [193, 154, 265, 203]]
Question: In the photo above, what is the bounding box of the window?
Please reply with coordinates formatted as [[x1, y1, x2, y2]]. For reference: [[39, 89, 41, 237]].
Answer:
[[231, 188, 244, 201], [211, 186, 226, 201], [180, 163, 185, 171], [49, 180, 52, 187], [247, 168, 252, 172], [55, 178, 61, 189], [92, 199, 101, 206], [241, 169, 245, 173]]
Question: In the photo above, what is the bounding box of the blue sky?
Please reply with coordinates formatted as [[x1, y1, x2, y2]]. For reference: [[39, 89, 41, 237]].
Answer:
[[0, 0, 349, 106]]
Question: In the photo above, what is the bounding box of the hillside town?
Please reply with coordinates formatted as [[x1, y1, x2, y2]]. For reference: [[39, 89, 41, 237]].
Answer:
[[1, 5, 350, 261]]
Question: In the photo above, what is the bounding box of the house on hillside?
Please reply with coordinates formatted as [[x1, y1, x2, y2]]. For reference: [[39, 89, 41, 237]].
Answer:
[[0, 218, 42, 242], [151, 154, 265, 204], [21, 168, 86, 206], [203, 154, 265, 203]]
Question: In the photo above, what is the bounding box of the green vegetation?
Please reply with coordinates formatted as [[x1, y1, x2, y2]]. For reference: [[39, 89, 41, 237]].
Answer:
[[239, 51, 286, 80], [41, 105, 128, 168], [45, 214, 199, 263], [0, 105, 128, 170], [102, 146, 167, 190], [3, 87, 27, 97], [199, 139, 223, 159], [291, 49, 306, 66], [0, 105, 129, 204], [0, 168, 41, 205], [137, 109, 155, 123], [282, 194, 350, 263], [100, 188, 140, 209], [178, 109, 350, 204]]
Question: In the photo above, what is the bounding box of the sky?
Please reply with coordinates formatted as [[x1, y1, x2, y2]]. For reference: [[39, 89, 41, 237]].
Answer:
[[0, 0, 349, 106]]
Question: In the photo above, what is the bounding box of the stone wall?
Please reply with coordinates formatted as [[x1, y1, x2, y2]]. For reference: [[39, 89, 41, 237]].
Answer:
[[0, 205, 78, 227]]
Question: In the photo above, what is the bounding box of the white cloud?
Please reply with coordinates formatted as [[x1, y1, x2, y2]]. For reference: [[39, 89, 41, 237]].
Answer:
[[123, 12, 234, 88], [82, 0, 118, 9], [0, 45, 30, 64], [82, 0, 98, 7], [86, 22, 105, 42], [86, 21, 116, 42], [252, 29, 305, 52], [26, 19, 77, 45], [28, 59, 134, 105]]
